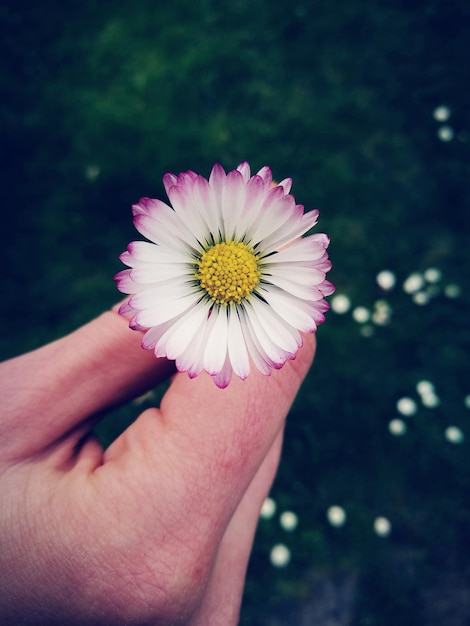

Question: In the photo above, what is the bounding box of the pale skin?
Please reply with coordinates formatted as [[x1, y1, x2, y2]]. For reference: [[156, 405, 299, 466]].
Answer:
[[0, 307, 315, 625]]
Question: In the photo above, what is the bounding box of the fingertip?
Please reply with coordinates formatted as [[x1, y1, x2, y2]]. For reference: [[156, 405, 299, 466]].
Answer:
[[160, 333, 316, 429], [296, 331, 317, 375]]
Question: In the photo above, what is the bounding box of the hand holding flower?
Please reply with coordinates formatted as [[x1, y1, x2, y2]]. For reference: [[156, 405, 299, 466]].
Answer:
[[0, 307, 315, 625]]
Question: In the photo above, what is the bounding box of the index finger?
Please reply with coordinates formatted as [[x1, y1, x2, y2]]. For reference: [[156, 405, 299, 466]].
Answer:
[[0, 309, 175, 461]]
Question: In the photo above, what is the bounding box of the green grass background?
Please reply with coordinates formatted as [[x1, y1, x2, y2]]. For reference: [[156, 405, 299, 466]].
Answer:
[[1, 0, 469, 623]]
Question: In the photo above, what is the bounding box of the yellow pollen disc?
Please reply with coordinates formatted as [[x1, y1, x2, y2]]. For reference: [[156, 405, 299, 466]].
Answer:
[[195, 241, 260, 305]]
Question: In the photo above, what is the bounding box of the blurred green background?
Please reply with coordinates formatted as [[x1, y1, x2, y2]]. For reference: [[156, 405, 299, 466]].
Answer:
[[1, 0, 469, 623]]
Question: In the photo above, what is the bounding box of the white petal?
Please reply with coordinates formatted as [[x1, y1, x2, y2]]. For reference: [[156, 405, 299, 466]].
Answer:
[[265, 270, 327, 295], [175, 170, 198, 188], [221, 170, 246, 241], [209, 163, 227, 207], [320, 280, 336, 296], [176, 308, 217, 377], [131, 280, 196, 307], [115, 269, 141, 294], [192, 175, 221, 243], [118, 299, 137, 318], [243, 301, 290, 366], [262, 287, 317, 333], [119, 250, 134, 267], [130, 262, 192, 284], [162, 172, 177, 195], [141, 320, 174, 350], [167, 183, 210, 244], [261, 209, 319, 254], [155, 302, 209, 359], [248, 189, 296, 245], [212, 354, 233, 388], [238, 175, 269, 239], [255, 166, 272, 187], [128, 241, 191, 265], [314, 256, 333, 273], [131, 197, 155, 217], [238, 308, 274, 375], [175, 334, 204, 378], [265, 263, 323, 285], [250, 298, 301, 355], [133, 198, 198, 250], [227, 307, 250, 379], [151, 208, 199, 249], [277, 178, 292, 194], [127, 241, 183, 263], [134, 293, 199, 327], [237, 161, 251, 181], [308, 232, 331, 246], [134, 213, 191, 250], [265, 235, 330, 264], [203, 308, 229, 375]]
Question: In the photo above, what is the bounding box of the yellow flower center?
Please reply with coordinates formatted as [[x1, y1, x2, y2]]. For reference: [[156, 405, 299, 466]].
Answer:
[[195, 241, 260, 305]]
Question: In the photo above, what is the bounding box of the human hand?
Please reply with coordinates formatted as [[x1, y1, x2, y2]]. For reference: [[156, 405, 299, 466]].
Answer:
[[0, 307, 315, 625]]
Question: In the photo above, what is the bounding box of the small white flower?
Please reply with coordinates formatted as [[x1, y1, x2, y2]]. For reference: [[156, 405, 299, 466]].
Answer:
[[433, 105, 451, 122], [373, 516, 392, 537], [376, 270, 396, 290], [260, 497, 277, 520], [389, 419, 407, 436], [444, 426, 464, 444], [444, 284, 461, 298], [352, 307, 370, 324], [413, 291, 430, 306], [396, 397, 417, 417], [403, 273, 424, 294], [115, 162, 334, 387], [437, 126, 454, 142], [331, 294, 351, 314], [421, 391, 440, 408], [424, 267, 442, 283], [326, 505, 347, 527], [416, 380, 435, 396], [270, 544, 291, 567], [279, 511, 299, 531]]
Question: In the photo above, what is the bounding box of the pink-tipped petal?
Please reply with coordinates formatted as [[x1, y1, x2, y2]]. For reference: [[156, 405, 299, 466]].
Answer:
[[255, 166, 273, 187], [176, 309, 217, 378], [155, 302, 208, 360], [227, 307, 250, 380], [162, 172, 177, 195], [236, 161, 251, 182], [221, 169, 246, 241], [261, 208, 319, 254], [262, 287, 318, 333], [128, 240, 189, 264], [238, 308, 274, 375], [133, 293, 198, 328], [118, 299, 137, 318], [250, 298, 301, 355], [203, 308, 229, 375], [114, 269, 140, 294], [243, 302, 290, 366], [208, 163, 227, 204], [320, 280, 336, 296], [277, 177, 292, 194], [212, 354, 233, 389]]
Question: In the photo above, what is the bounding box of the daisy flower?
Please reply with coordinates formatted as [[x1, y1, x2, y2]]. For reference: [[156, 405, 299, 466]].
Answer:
[[115, 162, 334, 388]]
